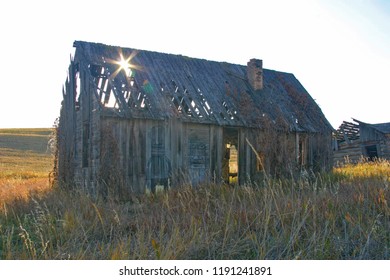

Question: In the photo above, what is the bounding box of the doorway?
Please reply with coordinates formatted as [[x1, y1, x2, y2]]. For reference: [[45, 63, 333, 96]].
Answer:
[[365, 145, 378, 161], [147, 125, 171, 192], [223, 128, 239, 184]]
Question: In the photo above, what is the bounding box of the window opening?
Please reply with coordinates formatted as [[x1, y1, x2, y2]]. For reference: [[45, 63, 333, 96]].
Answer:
[[75, 70, 81, 110], [365, 145, 378, 161]]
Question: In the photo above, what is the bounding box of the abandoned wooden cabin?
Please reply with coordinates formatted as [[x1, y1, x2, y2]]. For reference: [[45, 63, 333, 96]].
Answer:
[[334, 119, 390, 164], [58, 41, 333, 195]]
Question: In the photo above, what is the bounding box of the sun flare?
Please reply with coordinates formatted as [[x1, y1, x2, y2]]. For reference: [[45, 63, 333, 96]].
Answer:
[[106, 49, 141, 81], [117, 53, 133, 77]]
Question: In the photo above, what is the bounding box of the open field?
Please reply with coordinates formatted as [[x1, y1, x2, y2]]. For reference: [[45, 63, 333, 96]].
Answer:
[[0, 128, 53, 178], [0, 128, 53, 202], [0, 129, 389, 259]]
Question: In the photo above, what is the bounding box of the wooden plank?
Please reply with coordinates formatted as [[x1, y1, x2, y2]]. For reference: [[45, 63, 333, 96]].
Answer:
[[209, 125, 216, 182], [216, 126, 223, 181], [238, 128, 245, 185], [244, 129, 252, 180]]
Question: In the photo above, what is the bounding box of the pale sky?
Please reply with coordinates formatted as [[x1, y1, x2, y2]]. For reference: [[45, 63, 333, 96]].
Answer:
[[0, 0, 389, 129]]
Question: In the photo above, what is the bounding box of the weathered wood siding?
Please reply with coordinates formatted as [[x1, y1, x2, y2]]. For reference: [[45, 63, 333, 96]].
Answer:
[[93, 121, 332, 193], [360, 124, 390, 160], [334, 142, 362, 164], [74, 61, 102, 194], [379, 134, 390, 159], [95, 118, 227, 193], [61, 107, 332, 194]]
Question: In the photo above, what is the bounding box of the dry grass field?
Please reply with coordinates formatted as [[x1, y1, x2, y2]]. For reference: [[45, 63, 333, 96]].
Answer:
[[0, 129, 53, 203], [0, 129, 389, 259]]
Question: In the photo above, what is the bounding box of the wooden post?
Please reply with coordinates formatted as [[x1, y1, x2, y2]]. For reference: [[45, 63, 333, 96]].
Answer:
[[296, 132, 300, 164]]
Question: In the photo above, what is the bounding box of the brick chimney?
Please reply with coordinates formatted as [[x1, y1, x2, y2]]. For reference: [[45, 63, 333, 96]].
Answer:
[[247, 59, 263, 91]]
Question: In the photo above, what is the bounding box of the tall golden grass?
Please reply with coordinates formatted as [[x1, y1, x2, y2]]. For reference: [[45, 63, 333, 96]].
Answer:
[[334, 158, 390, 180], [0, 128, 53, 203], [0, 159, 388, 259]]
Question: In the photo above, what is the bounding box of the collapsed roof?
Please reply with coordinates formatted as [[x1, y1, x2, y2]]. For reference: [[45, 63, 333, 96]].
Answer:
[[334, 120, 360, 143], [70, 40, 332, 133], [334, 119, 390, 143]]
